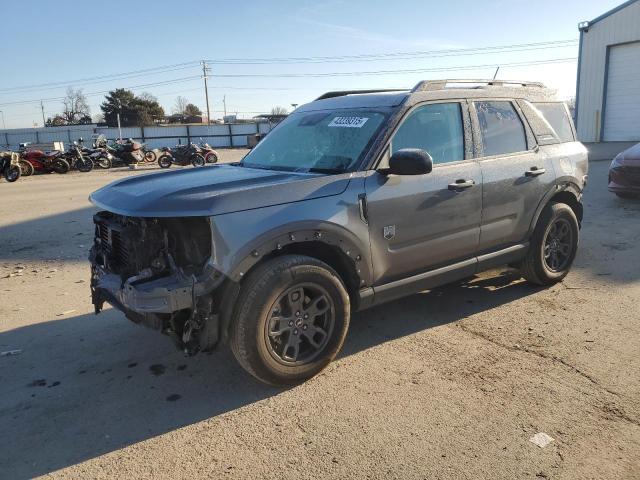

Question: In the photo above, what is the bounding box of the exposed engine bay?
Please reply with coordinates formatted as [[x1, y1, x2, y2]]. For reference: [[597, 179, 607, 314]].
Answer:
[[89, 211, 225, 354]]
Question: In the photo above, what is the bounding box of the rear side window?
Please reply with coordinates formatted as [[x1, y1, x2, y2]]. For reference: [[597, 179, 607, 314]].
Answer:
[[533, 103, 575, 142], [474, 101, 527, 156], [391, 102, 464, 164]]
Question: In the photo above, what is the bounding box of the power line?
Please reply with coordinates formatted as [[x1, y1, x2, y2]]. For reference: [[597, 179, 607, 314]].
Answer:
[[205, 39, 578, 64], [0, 39, 578, 95], [0, 61, 201, 95], [211, 57, 577, 78]]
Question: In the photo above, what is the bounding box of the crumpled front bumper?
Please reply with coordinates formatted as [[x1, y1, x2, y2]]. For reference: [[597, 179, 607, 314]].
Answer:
[[91, 262, 224, 319]]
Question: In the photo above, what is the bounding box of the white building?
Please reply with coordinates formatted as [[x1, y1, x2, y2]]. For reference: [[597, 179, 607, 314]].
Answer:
[[575, 0, 640, 142]]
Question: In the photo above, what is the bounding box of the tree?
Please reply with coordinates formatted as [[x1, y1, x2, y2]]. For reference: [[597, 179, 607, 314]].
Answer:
[[184, 103, 202, 116], [270, 106, 288, 116], [45, 115, 67, 127], [173, 96, 188, 114], [100, 88, 165, 127], [61, 87, 91, 124], [138, 92, 158, 103]]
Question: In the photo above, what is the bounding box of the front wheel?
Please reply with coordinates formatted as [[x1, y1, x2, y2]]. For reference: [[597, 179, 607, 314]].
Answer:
[[76, 158, 94, 172], [158, 155, 172, 168], [205, 151, 218, 164], [97, 157, 112, 169], [53, 158, 70, 174], [4, 165, 21, 182], [191, 154, 205, 167], [19, 160, 34, 176], [520, 202, 579, 285], [230, 255, 350, 386]]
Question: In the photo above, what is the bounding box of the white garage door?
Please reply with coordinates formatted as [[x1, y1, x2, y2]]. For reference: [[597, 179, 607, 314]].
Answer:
[[603, 42, 640, 141]]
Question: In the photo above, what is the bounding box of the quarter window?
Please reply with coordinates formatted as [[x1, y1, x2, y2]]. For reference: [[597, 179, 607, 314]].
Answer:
[[391, 103, 464, 164], [533, 103, 575, 143], [475, 101, 528, 156]]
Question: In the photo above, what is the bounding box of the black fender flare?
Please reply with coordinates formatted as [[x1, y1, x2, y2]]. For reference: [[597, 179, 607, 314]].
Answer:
[[528, 181, 583, 237], [227, 221, 373, 288]]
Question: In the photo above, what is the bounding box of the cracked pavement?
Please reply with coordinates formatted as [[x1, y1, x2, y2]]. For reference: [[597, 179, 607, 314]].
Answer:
[[0, 158, 638, 479]]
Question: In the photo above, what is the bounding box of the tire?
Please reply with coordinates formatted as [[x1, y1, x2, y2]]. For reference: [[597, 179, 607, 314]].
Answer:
[[76, 158, 94, 172], [53, 159, 70, 174], [230, 255, 351, 386], [97, 157, 112, 169], [191, 154, 205, 167], [158, 155, 172, 168], [615, 192, 639, 199], [4, 165, 21, 182], [19, 160, 34, 176], [144, 150, 157, 163], [205, 151, 218, 164], [520, 202, 579, 286]]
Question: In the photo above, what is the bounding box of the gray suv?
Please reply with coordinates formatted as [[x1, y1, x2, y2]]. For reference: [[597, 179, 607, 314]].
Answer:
[[89, 79, 588, 385]]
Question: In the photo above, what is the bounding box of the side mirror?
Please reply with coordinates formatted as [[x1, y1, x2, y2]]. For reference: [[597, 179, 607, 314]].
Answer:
[[388, 148, 433, 175]]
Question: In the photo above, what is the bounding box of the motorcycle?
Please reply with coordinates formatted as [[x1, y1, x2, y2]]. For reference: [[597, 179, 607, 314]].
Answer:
[[19, 144, 70, 174], [198, 141, 219, 164], [62, 140, 94, 172], [0, 151, 22, 182], [158, 143, 206, 168], [79, 138, 112, 169]]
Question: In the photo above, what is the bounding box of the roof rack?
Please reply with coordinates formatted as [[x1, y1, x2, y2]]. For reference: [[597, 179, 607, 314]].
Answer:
[[315, 89, 408, 101], [412, 79, 546, 92]]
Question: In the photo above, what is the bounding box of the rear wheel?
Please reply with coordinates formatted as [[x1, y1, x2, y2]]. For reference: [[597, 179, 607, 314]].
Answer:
[[230, 255, 350, 386], [191, 154, 205, 167], [144, 150, 157, 163], [158, 155, 172, 168], [520, 202, 579, 285], [19, 160, 34, 176], [4, 165, 21, 182]]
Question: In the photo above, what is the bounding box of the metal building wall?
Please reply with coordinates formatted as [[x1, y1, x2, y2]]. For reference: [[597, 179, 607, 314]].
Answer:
[[576, 0, 640, 142]]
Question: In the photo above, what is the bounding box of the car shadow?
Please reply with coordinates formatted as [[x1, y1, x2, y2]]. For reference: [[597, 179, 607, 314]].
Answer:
[[0, 269, 540, 479]]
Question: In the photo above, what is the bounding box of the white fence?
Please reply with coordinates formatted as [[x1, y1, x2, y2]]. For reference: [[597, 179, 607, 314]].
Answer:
[[0, 122, 273, 151]]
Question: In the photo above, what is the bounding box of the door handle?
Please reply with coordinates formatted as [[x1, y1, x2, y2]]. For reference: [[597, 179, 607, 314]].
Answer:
[[525, 166, 546, 177], [448, 179, 475, 191]]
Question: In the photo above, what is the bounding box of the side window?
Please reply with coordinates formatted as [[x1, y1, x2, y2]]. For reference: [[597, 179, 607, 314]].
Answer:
[[533, 103, 575, 143], [391, 103, 464, 164], [475, 101, 528, 156]]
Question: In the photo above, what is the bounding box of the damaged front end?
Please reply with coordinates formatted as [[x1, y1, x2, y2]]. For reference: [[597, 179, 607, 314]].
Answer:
[[89, 211, 225, 354]]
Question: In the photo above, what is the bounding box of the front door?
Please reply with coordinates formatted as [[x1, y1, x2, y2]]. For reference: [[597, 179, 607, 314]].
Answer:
[[364, 101, 482, 287]]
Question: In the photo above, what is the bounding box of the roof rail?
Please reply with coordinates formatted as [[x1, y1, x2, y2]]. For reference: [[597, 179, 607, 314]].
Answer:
[[412, 79, 546, 92], [315, 89, 408, 101]]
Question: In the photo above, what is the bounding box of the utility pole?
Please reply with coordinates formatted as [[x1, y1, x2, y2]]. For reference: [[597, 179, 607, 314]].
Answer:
[[223, 95, 227, 117], [492, 66, 500, 80], [40, 100, 46, 126], [202, 60, 212, 124]]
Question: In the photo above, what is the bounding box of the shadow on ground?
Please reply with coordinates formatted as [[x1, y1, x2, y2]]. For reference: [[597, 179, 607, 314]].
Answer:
[[0, 270, 539, 478]]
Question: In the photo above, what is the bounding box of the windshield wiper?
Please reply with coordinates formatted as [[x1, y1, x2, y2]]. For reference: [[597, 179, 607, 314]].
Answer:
[[307, 167, 344, 174]]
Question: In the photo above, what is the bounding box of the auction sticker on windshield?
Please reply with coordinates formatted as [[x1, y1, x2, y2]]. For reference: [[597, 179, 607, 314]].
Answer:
[[328, 116, 369, 128]]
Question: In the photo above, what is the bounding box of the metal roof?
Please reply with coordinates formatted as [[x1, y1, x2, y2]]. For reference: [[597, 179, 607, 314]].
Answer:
[[583, 0, 640, 28]]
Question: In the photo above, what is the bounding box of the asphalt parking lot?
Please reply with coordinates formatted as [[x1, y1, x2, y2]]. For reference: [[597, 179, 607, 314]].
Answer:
[[0, 152, 639, 479]]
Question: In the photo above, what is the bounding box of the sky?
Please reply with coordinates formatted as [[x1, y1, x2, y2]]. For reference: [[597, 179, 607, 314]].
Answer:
[[0, 0, 626, 129]]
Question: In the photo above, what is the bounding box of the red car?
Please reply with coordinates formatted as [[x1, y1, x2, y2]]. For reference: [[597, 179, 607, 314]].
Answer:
[[609, 143, 640, 199]]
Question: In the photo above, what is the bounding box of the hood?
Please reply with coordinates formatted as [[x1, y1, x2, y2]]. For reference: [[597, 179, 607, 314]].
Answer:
[[613, 143, 640, 166], [89, 164, 351, 217]]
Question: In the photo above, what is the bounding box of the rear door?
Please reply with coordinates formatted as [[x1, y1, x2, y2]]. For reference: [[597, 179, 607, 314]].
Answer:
[[365, 101, 482, 286], [470, 100, 555, 252]]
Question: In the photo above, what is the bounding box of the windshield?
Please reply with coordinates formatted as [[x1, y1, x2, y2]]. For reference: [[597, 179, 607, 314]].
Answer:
[[241, 109, 387, 173]]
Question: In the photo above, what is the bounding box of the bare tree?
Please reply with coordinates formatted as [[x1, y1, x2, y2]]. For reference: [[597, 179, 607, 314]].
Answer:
[[173, 96, 189, 114], [61, 87, 91, 124], [270, 106, 288, 116], [138, 92, 158, 103]]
